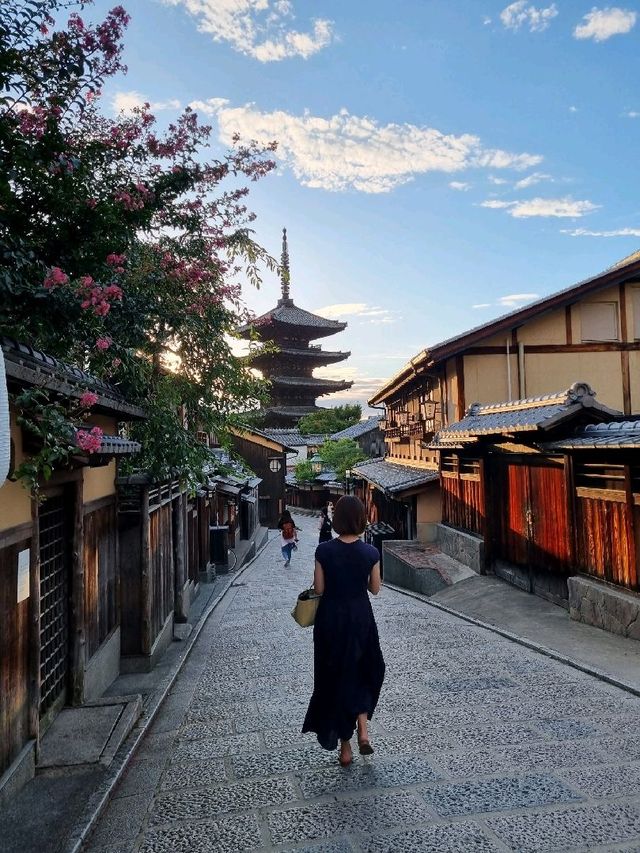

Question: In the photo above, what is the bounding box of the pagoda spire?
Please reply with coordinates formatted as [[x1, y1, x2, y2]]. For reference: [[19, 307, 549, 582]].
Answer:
[[280, 227, 291, 302]]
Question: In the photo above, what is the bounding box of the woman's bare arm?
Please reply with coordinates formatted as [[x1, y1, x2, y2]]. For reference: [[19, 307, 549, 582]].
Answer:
[[313, 559, 325, 595], [368, 562, 381, 595]]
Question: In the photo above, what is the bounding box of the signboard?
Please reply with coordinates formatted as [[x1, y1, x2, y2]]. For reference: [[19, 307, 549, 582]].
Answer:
[[17, 548, 30, 603]]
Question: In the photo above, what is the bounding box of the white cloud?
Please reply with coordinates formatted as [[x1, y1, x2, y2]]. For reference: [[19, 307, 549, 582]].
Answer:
[[624, 110, 640, 118], [200, 100, 543, 193], [488, 175, 509, 185], [562, 227, 640, 237], [569, 105, 579, 112], [472, 303, 492, 309], [313, 303, 400, 324], [500, 1, 558, 32], [498, 292, 540, 306], [481, 196, 599, 218], [161, 0, 334, 61], [514, 171, 552, 189], [449, 181, 472, 191], [574, 7, 636, 41], [112, 90, 181, 114], [483, 16, 493, 25]]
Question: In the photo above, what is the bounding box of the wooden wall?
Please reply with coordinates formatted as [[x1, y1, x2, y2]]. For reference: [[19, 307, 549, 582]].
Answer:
[[440, 454, 484, 536], [0, 527, 32, 776], [230, 434, 285, 527], [83, 498, 118, 660]]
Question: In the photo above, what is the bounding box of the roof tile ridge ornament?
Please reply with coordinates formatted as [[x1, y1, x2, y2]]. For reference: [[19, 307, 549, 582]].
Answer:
[[565, 381, 596, 405], [279, 226, 291, 304]]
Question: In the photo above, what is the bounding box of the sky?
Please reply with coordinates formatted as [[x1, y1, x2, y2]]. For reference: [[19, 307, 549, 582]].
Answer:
[[91, 0, 640, 411]]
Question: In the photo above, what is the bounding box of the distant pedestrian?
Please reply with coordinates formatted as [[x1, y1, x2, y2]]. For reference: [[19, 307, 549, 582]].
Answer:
[[277, 509, 299, 568], [303, 495, 385, 767], [327, 501, 334, 521], [318, 505, 333, 543]]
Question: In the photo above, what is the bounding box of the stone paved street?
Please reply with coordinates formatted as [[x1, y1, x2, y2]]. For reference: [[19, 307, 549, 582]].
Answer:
[[85, 513, 640, 852]]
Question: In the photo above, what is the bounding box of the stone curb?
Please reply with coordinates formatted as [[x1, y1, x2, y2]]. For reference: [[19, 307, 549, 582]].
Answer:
[[66, 533, 276, 853], [384, 581, 640, 700]]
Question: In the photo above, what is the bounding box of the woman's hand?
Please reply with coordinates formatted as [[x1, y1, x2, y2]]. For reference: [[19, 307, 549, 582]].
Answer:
[[368, 561, 381, 595]]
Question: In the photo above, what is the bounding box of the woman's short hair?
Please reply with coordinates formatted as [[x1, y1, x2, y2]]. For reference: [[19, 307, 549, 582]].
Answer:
[[332, 495, 367, 536]]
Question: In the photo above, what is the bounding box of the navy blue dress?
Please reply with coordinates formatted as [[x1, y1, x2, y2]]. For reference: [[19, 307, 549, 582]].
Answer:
[[302, 539, 386, 750]]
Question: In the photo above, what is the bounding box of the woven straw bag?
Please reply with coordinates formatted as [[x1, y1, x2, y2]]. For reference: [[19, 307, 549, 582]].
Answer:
[[291, 588, 321, 627]]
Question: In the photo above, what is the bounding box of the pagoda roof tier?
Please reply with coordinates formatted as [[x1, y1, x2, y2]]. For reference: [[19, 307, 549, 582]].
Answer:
[[237, 299, 347, 340], [263, 405, 326, 420], [270, 375, 354, 393], [251, 346, 350, 367]]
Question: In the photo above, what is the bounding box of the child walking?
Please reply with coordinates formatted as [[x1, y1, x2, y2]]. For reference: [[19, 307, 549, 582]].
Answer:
[[277, 509, 299, 567]]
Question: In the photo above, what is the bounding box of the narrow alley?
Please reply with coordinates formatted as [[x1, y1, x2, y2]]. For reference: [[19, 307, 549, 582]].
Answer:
[[85, 513, 640, 852]]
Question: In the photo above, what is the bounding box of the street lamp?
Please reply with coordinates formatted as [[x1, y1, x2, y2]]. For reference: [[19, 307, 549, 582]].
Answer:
[[345, 467, 352, 495]]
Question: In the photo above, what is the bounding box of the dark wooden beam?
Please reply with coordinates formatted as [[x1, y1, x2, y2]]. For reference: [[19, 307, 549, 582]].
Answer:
[[463, 342, 640, 355], [620, 284, 632, 415], [455, 355, 465, 419], [140, 486, 152, 656], [565, 306, 572, 345]]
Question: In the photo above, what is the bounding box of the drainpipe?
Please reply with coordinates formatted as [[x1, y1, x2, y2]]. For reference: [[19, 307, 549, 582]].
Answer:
[[506, 338, 512, 402], [518, 342, 526, 399], [0, 349, 9, 488]]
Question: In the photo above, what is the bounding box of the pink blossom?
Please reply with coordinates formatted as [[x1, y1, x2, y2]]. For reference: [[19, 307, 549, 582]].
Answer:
[[79, 391, 99, 408], [85, 198, 98, 209], [76, 427, 103, 454], [96, 337, 112, 351], [105, 253, 126, 266], [111, 357, 122, 369], [43, 267, 69, 289], [104, 284, 123, 300]]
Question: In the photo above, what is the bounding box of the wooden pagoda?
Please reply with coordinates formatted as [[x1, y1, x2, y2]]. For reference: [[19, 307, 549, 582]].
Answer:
[[238, 229, 353, 426]]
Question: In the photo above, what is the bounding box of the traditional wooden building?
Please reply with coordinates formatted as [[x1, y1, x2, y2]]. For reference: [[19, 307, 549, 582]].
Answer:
[[369, 250, 640, 538], [430, 383, 624, 609], [261, 428, 328, 473], [330, 416, 385, 458], [228, 425, 294, 527], [0, 338, 144, 795], [237, 229, 353, 426]]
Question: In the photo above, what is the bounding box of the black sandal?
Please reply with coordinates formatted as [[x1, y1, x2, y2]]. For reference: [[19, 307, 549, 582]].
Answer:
[[358, 737, 374, 755]]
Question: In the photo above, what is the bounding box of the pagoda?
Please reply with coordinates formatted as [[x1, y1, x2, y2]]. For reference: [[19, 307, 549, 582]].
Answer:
[[238, 229, 353, 426]]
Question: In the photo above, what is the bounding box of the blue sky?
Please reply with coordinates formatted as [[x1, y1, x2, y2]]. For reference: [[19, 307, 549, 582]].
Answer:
[[92, 0, 640, 409]]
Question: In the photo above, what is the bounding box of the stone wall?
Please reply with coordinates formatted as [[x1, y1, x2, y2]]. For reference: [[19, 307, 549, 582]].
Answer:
[[435, 523, 484, 574], [568, 575, 640, 639]]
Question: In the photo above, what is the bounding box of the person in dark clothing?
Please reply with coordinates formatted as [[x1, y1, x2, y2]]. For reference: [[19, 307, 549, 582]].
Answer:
[[277, 509, 299, 567], [302, 495, 385, 767], [318, 505, 333, 543]]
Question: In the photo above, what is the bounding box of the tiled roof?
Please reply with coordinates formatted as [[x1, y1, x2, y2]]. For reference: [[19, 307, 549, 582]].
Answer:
[[91, 434, 141, 456], [2, 337, 146, 420], [262, 428, 329, 447], [237, 300, 347, 336], [542, 420, 640, 450], [251, 346, 349, 362], [430, 383, 620, 448], [231, 424, 298, 452], [352, 457, 439, 494], [271, 375, 353, 389], [331, 416, 383, 441]]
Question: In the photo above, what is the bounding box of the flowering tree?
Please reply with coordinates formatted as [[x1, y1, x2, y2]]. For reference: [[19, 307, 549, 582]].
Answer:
[[1, 1, 277, 487]]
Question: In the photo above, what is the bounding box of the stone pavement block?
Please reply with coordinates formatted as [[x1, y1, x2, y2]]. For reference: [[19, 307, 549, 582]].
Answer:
[[292, 840, 355, 853], [433, 739, 607, 778], [138, 813, 263, 852], [178, 719, 235, 740], [298, 755, 441, 798], [234, 707, 307, 733], [267, 790, 433, 845], [172, 732, 261, 761], [85, 793, 151, 848], [362, 821, 502, 852], [231, 742, 337, 779], [112, 756, 169, 798], [598, 737, 640, 763], [420, 773, 582, 816], [426, 675, 518, 693], [149, 776, 296, 825], [488, 802, 640, 852], [531, 719, 601, 740], [560, 762, 640, 798], [160, 757, 227, 790]]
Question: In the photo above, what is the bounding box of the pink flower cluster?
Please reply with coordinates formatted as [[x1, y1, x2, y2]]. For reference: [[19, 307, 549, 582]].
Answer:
[[106, 253, 126, 267], [114, 183, 153, 211], [96, 337, 112, 351], [76, 426, 103, 454], [77, 276, 123, 316], [43, 267, 69, 289], [79, 391, 99, 409]]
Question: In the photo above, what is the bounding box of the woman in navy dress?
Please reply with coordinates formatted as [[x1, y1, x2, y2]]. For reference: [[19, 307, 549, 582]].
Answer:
[[303, 495, 385, 767]]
